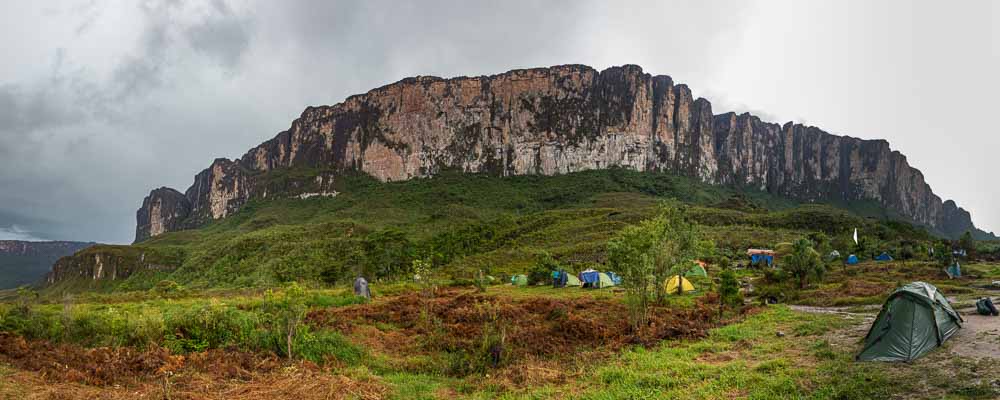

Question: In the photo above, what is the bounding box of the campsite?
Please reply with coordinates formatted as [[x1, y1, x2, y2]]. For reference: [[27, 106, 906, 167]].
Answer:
[[3, 171, 1000, 399], [5, 195, 1000, 399], [1, 2, 999, 398]]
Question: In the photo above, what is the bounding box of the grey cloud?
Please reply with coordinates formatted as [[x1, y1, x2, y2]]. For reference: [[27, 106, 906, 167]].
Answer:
[[0, 83, 84, 134], [184, 0, 253, 69], [0, 226, 44, 241]]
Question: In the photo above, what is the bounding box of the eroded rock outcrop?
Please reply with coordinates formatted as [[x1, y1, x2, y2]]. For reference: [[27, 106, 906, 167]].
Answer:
[[135, 188, 191, 243], [134, 64, 987, 242], [45, 246, 177, 285]]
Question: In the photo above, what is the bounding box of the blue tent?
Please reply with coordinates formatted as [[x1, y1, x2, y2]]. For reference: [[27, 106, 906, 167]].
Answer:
[[946, 262, 961, 278], [846, 254, 859, 265], [875, 252, 893, 262], [606, 271, 622, 285], [750, 254, 774, 267], [579, 270, 601, 285]]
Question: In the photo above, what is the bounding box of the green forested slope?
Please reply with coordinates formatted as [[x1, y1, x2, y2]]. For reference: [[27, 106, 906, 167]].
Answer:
[[47, 168, 935, 292]]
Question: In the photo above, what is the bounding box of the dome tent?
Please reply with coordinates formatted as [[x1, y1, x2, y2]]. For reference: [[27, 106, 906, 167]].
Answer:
[[594, 272, 616, 288], [946, 262, 961, 279], [511, 274, 528, 286], [685, 261, 708, 278], [846, 254, 859, 265], [579, 270, 616, 288], [857, 282, 962, 362], [664, 275, 696, 295], [552, 270, 582, 287]]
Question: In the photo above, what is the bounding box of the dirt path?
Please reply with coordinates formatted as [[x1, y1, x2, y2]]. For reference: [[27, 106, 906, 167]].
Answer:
[[949, 309, 1000, 360]]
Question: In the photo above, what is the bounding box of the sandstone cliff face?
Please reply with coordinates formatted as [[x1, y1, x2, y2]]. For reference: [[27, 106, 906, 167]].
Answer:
[[45, 248, 173, 284], [135, 187, 192, 243], [134, 64, 985, 242]]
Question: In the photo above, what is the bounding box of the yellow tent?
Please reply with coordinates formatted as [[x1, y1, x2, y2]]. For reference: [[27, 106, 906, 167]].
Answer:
[[664, 275, 696, 295]]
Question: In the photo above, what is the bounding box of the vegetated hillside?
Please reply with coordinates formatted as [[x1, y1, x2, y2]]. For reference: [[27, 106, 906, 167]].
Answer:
[[0, 241, 94, 289], [46, 168, 934, 292], [134, 64, 992, 244]]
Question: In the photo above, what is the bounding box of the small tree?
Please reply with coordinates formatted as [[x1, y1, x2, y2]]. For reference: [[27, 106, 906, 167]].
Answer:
[[718, 269, 741, 318], [807, 232, 833, 259], [14, 286, 38, 315], [649, 204, 708, 302], [608, 222, 657, 330], [474, 269, 488, 293], [784, 239, 824, 289], [932, 241, 952, 267], [263, 282, 308, 359], [608, 202, 709, 331]]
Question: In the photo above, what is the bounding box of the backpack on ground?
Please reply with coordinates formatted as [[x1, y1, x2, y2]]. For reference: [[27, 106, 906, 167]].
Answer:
[[976, 298, 998, 316]]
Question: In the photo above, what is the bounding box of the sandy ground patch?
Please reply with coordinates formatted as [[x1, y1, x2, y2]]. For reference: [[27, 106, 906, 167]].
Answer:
[[949, 308, 1000, 360]]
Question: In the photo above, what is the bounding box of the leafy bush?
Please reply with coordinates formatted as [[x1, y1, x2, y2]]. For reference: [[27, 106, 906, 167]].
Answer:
[[294, 329, 363, 365], [527, 253, 558, 285], [150, 280, 186, 298], [163, 302, 254, 353], [719, 269, 742, 311], [784, 239, 825, 289]]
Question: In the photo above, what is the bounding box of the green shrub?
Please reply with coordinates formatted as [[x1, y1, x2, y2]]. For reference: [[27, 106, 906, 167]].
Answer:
[[150, 280, 186, 298], [528, 252, 559, 286], [719, 269, 742, 311], [294, 329, 364, 365], [163, 302, 254, 353], [0, 305, 62, 342], [307, 292, 366, 308]]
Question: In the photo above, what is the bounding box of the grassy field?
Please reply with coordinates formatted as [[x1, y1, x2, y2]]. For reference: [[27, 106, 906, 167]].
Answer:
[[7, 270, 1000, 399]]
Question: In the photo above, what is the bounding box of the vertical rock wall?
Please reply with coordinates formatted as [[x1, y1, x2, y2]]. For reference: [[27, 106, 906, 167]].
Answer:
[[134, 64, 984, 242]]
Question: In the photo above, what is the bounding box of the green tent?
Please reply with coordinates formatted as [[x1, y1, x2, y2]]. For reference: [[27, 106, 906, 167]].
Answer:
[[565, 273, 582, 287], [857, 282, 962, 362], [594, 272, 616, 288], [685, 264, 708, 278], [511, 274, 528, 287]]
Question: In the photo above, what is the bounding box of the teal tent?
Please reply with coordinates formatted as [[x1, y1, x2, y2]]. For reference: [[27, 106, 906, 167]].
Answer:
[[875, 252, 893, 262], [857, 282, 962, 362], [846, 255, 859, 265], [946, 262, 961, 279]]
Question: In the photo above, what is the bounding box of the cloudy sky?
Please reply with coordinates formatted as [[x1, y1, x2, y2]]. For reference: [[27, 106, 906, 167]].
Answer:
[[0, 0, 997, 243]]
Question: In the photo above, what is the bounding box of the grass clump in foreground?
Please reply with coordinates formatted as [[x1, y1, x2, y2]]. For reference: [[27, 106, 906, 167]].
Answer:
[[0, 285, 368, 365]]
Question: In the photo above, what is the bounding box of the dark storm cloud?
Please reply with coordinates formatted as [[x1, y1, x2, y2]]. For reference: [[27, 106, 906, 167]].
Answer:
[[0, 0, 996, 243], [0, 0, 259, 242]]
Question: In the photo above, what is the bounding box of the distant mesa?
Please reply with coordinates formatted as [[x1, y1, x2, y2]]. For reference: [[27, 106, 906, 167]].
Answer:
[[0, 240, 95, 289], [134, 64, 991, 242]]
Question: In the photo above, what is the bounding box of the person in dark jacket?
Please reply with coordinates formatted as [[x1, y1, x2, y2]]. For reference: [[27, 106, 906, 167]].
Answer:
[[354, 277, 371, 300]]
